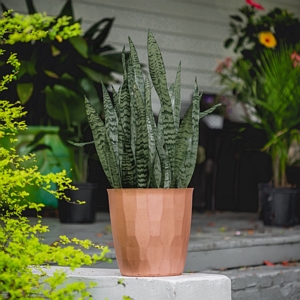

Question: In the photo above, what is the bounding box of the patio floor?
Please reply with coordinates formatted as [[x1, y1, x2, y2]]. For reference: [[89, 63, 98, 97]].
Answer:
[[35, 211, 300, 272]]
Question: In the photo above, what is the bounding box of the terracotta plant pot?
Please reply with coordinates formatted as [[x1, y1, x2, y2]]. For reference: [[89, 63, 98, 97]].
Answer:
[[107, 188, 193, 277]]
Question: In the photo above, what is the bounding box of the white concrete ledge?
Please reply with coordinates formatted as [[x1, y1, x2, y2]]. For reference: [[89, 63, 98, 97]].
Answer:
[[50, 267, 231, 299]]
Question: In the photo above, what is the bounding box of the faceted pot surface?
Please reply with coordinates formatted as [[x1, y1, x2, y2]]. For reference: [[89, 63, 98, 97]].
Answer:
[[107, 188, 193, 276]]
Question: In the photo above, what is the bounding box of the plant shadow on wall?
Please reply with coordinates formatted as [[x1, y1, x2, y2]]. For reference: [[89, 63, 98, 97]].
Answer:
[[215, 0, 300, 226], [0, 0, 125, 184], [0, 10, 113, 299]]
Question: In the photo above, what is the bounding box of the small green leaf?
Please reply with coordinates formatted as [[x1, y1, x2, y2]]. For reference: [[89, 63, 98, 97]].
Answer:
[[224, 38, 234, 48], [16, 83, 34, 105], [230, 15, 243, 22], [69, 36, 88, 58]]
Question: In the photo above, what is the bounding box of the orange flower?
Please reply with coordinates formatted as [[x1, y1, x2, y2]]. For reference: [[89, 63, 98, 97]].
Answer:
[[258, 32, 277, 48]]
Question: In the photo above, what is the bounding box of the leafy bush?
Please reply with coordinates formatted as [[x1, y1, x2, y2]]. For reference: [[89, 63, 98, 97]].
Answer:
[[0, 10, 110, 299]]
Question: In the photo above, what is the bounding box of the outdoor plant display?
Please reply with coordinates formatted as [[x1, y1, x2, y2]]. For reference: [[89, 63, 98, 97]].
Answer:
[[1, 0, 125, 183], [78, 30, 218, 276], [0, 10, 111, 299], [216, 0, 300, 226], [216, 0, 300, 101]]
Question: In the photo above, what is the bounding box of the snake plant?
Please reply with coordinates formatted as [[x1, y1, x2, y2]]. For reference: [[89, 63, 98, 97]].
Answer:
[[84, 30, 218, 188]]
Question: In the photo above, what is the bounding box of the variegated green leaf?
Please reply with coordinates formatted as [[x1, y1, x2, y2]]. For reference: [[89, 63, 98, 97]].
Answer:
[[173, 62, 181, 133], [128, 37, 145, 100], [84, 96, 121, 188], [147, 30, 167, 97], [102, 82, 120, 171], [157, 108, 171, 187], [173, 80, 201, 187], [144, 77, 158, 187], [158, 75, 176, 176], [132, 83, 149, 187], [111, 85, 120, 118], [199, 104, 222, 120], [118, 79, 136, 187]]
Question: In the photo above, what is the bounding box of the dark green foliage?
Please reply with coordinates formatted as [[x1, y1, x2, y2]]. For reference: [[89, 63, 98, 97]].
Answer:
[[85, 31, 220, 188], [1, 0, 126, 182]]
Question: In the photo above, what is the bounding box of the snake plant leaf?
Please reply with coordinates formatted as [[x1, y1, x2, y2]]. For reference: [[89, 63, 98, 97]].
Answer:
[[147, 30, 168, 97], [173, 62, 181, 133], [132, 83, 149, 187], [102, 82, 120, 170], [127, 58, 137, 156], [158, 75, 176, 172], [148, 32, 176, 173], [128, 37, 145, 99], [173, 79, 200, 187], [144, 77, 159, 187], [121, 48, 128, 81], [199, 104, 222, 120], [84, 96, 121, 188], [118, 58, 136, 187], [111, 85, 120, 117], [157, 108, 171, 187]]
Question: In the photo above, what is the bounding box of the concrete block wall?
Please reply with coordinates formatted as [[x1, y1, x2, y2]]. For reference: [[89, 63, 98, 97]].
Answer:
[[208, 265, 300, 300]]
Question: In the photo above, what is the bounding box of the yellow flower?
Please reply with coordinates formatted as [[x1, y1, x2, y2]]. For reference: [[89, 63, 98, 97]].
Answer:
[[258, 32, 277, 48]]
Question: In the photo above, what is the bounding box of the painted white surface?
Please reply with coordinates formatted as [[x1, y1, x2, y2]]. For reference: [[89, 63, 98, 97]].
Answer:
[[47, 267, 231, 299]]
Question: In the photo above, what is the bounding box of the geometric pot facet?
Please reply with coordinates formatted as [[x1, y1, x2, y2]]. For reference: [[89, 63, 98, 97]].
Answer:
[[107, 188, 193, 276], [259, 184, 300, 227]]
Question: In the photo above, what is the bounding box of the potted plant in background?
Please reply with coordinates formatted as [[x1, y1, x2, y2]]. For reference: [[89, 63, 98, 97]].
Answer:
[[215, 0, 300, 123], [77, 30, 219, 276], [1, 0, 125, 214], [216, 0, 300, 226]]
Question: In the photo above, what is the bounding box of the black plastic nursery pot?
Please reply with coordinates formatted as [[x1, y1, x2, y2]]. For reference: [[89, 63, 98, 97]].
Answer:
[[58, 182, 99, 223], [259, 183, 300, 227]]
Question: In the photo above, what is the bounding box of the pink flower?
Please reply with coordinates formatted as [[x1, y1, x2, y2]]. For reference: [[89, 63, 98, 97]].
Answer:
[[291, 51, 300, 68], [245, 0, 265, 10], [215, 57, 232, 73]]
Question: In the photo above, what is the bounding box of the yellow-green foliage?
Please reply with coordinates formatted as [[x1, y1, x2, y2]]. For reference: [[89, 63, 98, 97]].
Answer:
[[0, 10, 110, 300]]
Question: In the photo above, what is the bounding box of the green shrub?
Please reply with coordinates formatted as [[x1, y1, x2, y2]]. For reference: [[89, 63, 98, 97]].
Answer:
[[0, 10, 110, 299]]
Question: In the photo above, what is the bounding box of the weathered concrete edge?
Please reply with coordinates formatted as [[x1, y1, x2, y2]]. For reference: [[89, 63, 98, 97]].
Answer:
[[42, 267, 232, 300], [188, 235, 300, 251]]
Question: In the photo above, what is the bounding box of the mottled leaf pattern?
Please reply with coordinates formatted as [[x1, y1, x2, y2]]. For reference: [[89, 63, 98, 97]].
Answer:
[[128, 37, 145, 100], [84, 96, 121, 188], [83, 32, 218, 188], [102, 82, 120, 170], [132, 83, 149, 187], [173, 62, 181, 133], [173, 80, 200, 187]]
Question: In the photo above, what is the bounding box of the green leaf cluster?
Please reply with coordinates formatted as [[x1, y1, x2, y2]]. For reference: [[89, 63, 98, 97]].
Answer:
[[248, 47, 300, 187], [85, 31, 219, 188], [0, 12, 111, 299], [1, 0, 126, 182], [224, 4, 300, 63]]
